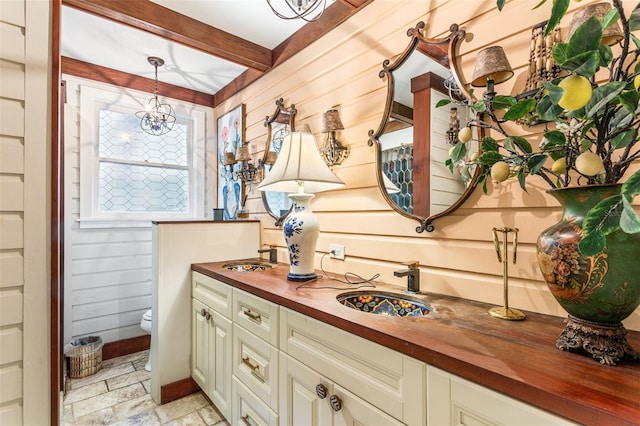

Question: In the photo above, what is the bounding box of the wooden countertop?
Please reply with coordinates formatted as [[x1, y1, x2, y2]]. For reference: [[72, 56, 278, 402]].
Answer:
[[192, 260, 640, 425]]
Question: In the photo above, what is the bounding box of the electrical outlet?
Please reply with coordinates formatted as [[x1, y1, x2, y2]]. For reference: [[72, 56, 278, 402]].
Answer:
[[329, 244, 345, 260]]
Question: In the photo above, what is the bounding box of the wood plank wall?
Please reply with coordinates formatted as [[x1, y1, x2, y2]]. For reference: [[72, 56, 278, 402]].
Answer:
[[0, 0, 51, 423], [216, 0, 640, 332]]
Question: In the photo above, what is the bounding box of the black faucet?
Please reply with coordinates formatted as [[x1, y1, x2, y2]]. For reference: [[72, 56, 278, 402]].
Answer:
[[394, 261, 420, 293], [258, 245, 278, 264]]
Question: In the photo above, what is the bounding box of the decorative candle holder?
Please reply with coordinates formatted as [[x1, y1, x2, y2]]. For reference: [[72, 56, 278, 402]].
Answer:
[[489, 227, 525, 321]]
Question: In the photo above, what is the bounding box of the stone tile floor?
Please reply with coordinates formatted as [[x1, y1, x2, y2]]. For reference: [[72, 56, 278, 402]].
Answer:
[[63, 350, 228, 425]]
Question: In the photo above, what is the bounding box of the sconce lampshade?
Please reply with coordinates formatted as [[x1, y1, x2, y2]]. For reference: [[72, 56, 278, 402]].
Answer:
[[264, 151, 278, 166], [257, 130, 344, 282], [321, 109, 345, 132], [567, 2, 623, 46], [235, 145, 252, 162], [223, 152, 236, 166], [471, 46, 514, 87]]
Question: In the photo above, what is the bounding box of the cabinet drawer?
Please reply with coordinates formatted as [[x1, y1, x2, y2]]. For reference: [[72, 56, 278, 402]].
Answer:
[[232, 376, 278, 426], [233, 288, 278, 346], [192, 272, 232, 318], [280, 307, 425, 426], [233, 324, 278, 410]]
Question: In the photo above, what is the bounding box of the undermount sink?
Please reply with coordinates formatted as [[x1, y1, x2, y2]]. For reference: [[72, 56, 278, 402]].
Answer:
[[337, 291, 431, 317], [223, 262, 272, 272]]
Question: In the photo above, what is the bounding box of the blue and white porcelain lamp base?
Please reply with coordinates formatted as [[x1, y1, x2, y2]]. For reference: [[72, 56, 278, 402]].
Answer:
[[283, 193, 319, 281]]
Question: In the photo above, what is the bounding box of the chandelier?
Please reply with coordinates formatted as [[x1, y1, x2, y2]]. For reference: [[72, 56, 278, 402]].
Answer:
[[136, 56, 176, 136], [266, 0, 327, 22]]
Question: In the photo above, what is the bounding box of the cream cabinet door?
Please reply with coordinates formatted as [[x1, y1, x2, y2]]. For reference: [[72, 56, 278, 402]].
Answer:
[[427, 366, 576, 426], [280, 353, 402, 426], [191, 298, 209, 391], [191, 297, 233, 419]]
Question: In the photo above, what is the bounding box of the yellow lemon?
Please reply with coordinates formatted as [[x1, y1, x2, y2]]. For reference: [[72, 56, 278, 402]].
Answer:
[[490, 161, 511, 183], [458, 126, 473, 143], [575, 152, 603, 176], [551, 157, 566, 174], [634, 74, 640, 91], [557, 74, 592, 110], [470, 152, 478, 161]]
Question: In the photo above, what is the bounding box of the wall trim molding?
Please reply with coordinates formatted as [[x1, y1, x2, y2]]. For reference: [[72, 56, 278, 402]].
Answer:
[[161, 377, 201, 405], [102, 335, 151, 360]]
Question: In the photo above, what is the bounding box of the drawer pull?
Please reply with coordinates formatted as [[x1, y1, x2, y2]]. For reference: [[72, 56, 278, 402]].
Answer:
[[242, 356, 265, 383], [241, 414, 254, 426], [329, 394, 342, 412], [243, 309, 262, 323], [200, 309, 211, 321], [316, 383, 327, 399]]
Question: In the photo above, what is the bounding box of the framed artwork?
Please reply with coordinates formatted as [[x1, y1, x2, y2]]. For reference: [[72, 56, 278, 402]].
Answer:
[[217, 103, 245, 220]]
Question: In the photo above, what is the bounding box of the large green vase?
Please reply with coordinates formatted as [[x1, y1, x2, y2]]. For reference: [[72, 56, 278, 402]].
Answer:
[[537, 184, 640, 365]]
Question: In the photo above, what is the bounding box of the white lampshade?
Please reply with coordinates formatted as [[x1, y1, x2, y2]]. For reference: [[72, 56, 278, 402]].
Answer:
[[257, 131, 345, 194]]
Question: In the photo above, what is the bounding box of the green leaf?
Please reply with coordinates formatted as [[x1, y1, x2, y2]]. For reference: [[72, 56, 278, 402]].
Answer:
[[527, 154, 548, 175], [552, 43, 569, 64], [620, 197, 640, 234], [511, 136, 532, 153], [579, 194, 624, 256], [542, 130, 566, 148], [436, 99, 451, 108], [610, 129, 637, 150], [630, 5, 640, 31], [491, 95, 517, 111], [563, 51, 600, 77], [632, 33, 640, 50], [450, 142, 467, 163], [536, 95, 564, 122], [503, 98, 536, 121], [496, 0, 506, 12], [566, 17, 602, 59], [579, 232, 607, 257], [619, 90, 640, 115], [481, 137, 499, 153], [473, 98, 487, 113], [585, 81, 627, 117], [597, 44, 613, 68], [517, 168, 528, 193], [621, 169, 640, 201], [580, 139, 593, 152], [544, 0, 569, 36], [478, 151, 503, 165], [601, 7, 620, 30]]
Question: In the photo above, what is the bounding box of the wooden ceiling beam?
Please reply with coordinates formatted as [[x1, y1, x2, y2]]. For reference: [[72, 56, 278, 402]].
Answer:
[[214, 0, 373, 106], [62, 0, 272, 72]]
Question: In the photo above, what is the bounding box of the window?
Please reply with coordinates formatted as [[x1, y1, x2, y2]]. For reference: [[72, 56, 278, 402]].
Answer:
[[79, 84, 207, 227]]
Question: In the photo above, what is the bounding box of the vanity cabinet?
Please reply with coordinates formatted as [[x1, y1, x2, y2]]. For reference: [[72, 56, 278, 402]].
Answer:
[[280, 307, 425, 425], [427, 366, 575, 426], [191, 272, 233, 419]]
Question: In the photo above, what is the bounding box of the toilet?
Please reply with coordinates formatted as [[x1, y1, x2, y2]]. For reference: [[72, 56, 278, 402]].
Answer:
[[140, 309, 152, 371]]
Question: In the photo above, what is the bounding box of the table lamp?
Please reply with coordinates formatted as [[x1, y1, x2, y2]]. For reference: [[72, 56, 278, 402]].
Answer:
[[257, 127, 344, 281]]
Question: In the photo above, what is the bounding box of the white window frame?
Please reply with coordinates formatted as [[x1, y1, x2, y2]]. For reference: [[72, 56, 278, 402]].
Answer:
[[79, 84, 207, 228]]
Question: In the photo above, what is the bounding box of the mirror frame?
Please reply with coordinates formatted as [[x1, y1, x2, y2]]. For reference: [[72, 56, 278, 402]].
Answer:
[[368, 22, 479, 233], [261, 98, 297, 226]]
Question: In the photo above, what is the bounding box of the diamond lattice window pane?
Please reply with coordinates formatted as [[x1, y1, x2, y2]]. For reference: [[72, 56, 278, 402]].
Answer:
[[99, 109, 187, 166], [99, 162, 189, 212]]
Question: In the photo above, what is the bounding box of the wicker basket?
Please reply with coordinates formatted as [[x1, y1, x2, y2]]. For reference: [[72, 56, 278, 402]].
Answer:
[[65, 336, 103, 378]]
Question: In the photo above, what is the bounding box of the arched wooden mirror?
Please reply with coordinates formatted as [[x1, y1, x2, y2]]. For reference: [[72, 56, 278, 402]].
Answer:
[[368, 22, 480, 233], [261, 98, 296, 225]]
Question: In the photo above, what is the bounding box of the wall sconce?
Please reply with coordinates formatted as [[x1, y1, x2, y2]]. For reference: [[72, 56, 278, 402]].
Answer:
[[320, 109, 349, 167], [471, 46, 514, 124], [135, 56, 176, 136], [446, 107, 460, 145], [223, 143, 265, 186]]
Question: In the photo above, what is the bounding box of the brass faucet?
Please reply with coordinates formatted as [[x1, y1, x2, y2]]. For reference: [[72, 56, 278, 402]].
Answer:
[[258, 245, 277, 264], [394, 261, 420, 293]]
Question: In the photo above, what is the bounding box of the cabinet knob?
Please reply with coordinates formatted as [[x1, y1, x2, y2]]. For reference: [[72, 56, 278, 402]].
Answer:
[[205, 311, 211, 320], [329, 394, 342, 412], [315, 383, 327, 399], [200, 308, 207, 317]]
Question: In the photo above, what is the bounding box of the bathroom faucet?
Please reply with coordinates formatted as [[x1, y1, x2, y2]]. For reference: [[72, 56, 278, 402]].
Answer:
[[394, 261, 420, 293], [258, 245, 278, 264]]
